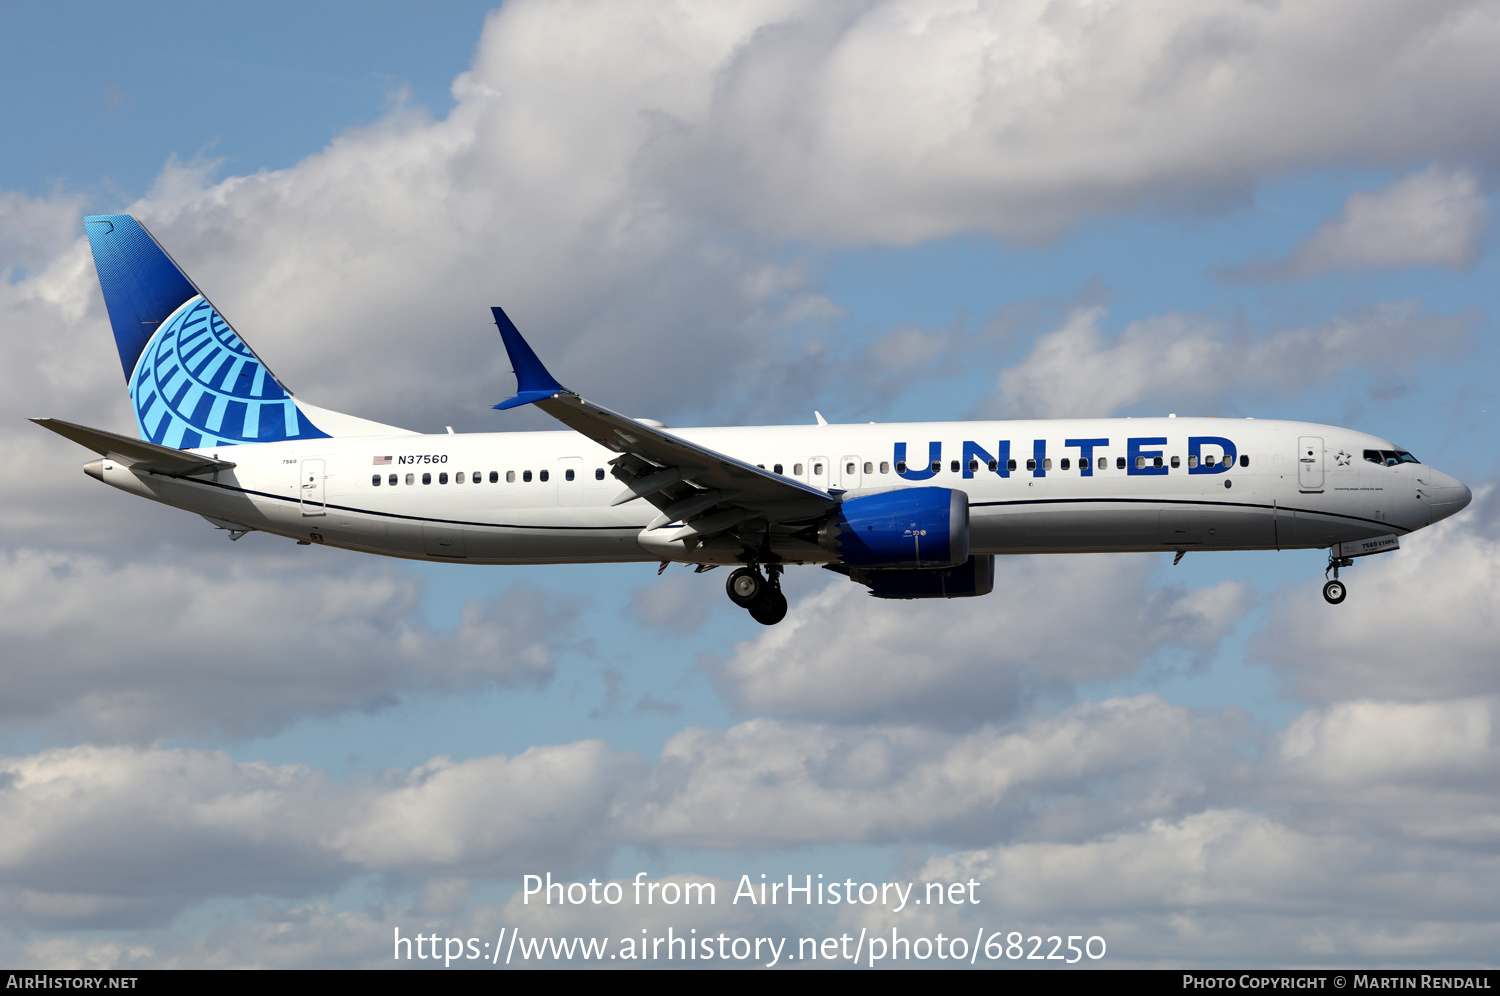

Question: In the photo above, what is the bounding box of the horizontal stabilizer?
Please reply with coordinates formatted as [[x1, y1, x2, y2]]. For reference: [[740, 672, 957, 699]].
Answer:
[[31, 418, 236, 475]]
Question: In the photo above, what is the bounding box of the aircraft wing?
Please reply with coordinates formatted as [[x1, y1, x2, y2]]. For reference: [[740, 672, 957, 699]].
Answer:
[[31, 418, 237, 476], [490, 307, 836, 531]]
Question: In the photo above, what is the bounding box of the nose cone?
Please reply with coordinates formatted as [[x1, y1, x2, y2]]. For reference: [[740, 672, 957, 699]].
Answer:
[[1428, 469, 1472, 522]]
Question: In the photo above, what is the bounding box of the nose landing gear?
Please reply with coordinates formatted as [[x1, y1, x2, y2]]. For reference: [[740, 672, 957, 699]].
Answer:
[[1323, 552, 1354, 604], [726, 565, 788, 625]]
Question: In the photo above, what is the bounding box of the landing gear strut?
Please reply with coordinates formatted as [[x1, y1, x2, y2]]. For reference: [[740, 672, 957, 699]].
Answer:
[[726, 565, 788, 625], [1323, 552, 1353, 605]]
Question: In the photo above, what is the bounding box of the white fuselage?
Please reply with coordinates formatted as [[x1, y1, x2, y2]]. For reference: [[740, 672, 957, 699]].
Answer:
[[93, 417, 1469, 564]]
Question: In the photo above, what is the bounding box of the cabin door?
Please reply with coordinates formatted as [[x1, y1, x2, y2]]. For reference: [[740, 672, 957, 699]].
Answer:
[[808, 456, 830, 491], [557, 457, 586, 506], [839, 455, 862, 490], [1297, 437, 1324, 489], [299, 459, 326, 516]]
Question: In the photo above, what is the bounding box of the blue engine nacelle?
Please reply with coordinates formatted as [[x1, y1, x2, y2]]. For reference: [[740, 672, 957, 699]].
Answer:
[[848, 555, 995, 599], [818, 487, 969, 568]]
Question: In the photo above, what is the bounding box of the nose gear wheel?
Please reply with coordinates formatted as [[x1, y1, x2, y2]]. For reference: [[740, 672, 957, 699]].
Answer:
[[1322, 551, 1354, 605]]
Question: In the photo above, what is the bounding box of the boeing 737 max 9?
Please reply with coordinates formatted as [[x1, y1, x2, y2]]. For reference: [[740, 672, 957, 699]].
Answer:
[[34, 215, 1473, 625]]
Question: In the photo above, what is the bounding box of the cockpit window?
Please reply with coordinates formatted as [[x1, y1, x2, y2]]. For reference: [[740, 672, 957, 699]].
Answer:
[[1364, 449, 1421, 467]]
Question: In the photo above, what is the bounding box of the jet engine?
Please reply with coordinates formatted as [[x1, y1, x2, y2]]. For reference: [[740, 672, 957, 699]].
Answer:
[[818, 487, 969, 568], [843, 555, 996, 599]]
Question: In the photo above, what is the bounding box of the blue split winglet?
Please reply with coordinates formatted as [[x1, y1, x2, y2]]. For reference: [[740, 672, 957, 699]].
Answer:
[[491, 305, 568, 410]]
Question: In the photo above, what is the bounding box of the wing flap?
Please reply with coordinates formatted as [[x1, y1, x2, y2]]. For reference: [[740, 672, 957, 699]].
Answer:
[[533, 393, 833, 517]]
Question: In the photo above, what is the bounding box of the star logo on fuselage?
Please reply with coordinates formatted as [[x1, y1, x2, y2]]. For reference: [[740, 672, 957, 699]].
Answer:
[[1335, 450, 1352, 467]]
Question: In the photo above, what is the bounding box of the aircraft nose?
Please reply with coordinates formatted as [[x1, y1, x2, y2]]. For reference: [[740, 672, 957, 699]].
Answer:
[[1428, 469, 1472, 521]]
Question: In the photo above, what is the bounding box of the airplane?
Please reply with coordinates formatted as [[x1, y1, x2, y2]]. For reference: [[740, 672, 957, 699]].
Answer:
[[34, 215, 1473, 626]]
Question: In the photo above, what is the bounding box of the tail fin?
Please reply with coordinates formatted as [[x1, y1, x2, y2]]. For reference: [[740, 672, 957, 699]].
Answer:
[[83, 215, 332, 448]]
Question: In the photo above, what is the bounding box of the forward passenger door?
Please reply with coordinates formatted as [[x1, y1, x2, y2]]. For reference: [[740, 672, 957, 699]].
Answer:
[[1297, 437, 1324, 489]]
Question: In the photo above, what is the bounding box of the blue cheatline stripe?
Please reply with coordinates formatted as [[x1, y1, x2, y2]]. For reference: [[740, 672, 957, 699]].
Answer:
[[967, 496, 1398, 531]]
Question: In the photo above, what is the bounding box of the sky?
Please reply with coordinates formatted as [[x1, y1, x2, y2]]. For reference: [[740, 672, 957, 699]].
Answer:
[[1, 0, 1498, 970]]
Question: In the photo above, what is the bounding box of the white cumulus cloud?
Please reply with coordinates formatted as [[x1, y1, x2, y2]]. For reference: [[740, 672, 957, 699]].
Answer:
[[713, 560, 1250, 727], [1226, 168, 1490, 280]]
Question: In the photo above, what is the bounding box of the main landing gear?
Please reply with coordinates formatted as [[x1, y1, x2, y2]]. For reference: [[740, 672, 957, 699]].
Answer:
[[726, 565, 788, 626], [1323, 551, 1354, 605]]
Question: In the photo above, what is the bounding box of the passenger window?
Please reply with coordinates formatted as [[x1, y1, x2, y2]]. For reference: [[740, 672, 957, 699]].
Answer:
[[539, 469, 549, 482], [388, 474, 397, 486], [422, 473, 432, 485], [1007, 459, 1017, 472], [491, 471, 500, 483], [504, 471, 513, 483], [846, 462, 856, 474], [1116, 457, 1125, 470], [896, 461, 907, 474], [405, 473, 414, 485], [472, 470, 481, 483], [794, 463, 804, 475], [950, 460, 960, 473], [439, 472, 448, 484], [1240, 455, 1249, 468], [595, 468, 605, 480], [864, 462, 873, 474], [930, 461, 940, 473], [1081, 457, 1090, 470], [1136, 456, 1145, 469], [371, 474, 381, 486], [1204, 455, 1215, 467], [523, 470, 532, 482], [813, 463, 824, 475], [969, 459, 979, 472], [565, 469, 575, 481], [1043, 458, 1052, 470], [988, 459, 998, 472], [1170, 456, 1180, 469], [880, 462, 890, 474], [774, 463, 784, 475], [1060, 458, 1070, 470], [456, 472, 466, 484], [1026, 458, 1036, 471]]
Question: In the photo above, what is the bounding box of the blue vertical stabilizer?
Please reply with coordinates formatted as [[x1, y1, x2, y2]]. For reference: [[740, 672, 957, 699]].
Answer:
[[84, 216, 197, 379], [82, 215, 329, 446]]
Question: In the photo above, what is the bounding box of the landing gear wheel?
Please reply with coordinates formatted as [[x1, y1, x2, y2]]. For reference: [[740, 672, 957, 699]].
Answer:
[[748, 588, 788, 626], [726, 567, 765, 608], [1322, 579, 1346, 604]]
